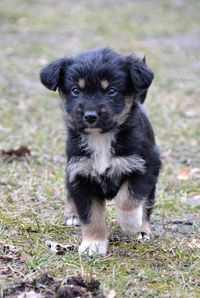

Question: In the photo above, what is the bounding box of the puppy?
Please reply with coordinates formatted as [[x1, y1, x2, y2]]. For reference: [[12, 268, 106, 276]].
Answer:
[[40, 48, 161, 255]]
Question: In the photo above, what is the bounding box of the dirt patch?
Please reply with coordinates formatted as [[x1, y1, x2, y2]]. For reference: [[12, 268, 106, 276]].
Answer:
[[3, 273, 104, 298]]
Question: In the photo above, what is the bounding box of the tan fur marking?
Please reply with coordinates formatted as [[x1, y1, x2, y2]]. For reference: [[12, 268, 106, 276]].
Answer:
[[115, 182, 143, 233], [115, 182, 140, 211], [82, 201, 107, 240], [113, 96, 133, 126], [64, 198, 78, 217], [78, 78, 85, 89], [101, 79, 109, 90], [139, 220, 151, 234]]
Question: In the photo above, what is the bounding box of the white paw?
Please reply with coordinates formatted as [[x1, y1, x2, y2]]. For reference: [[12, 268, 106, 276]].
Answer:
[[116, 206, 143, 234], [61, 215, 81, 226], [78, 239, 108, 256], [137, 232, 151, 242]]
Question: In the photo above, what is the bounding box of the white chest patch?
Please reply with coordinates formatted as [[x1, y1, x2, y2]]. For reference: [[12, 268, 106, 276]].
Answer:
[[67, 130, 146, 182], [86, 130, 114, 174]]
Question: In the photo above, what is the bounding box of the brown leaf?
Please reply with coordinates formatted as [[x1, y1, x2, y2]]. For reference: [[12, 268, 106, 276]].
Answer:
[[0, 145, 31, 162], [177, 167, 190, 180], [25, 227, 39, 233], [0, 145, 31, 157]]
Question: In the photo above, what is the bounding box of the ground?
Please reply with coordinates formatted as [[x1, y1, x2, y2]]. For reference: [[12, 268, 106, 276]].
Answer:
[[0, 0, 200, 297]]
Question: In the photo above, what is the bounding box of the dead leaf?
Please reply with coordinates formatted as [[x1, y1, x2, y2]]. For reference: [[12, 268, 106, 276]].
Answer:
[[187, 238, 200, 249], [0, 145, 31, 162], [45, 240, 76, 254], [2, 243, 16, 254], [0, 242, 25, 263], [25, 227, 39, 233], [177, 167, 190, 180]]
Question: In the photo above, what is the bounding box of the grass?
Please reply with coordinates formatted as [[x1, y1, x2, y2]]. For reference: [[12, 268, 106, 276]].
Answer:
[[0, 0, 200, 297]]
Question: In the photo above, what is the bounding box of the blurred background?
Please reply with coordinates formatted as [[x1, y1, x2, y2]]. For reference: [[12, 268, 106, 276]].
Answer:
[[0, 0, 199, 153], [0, 0, 199, 295]]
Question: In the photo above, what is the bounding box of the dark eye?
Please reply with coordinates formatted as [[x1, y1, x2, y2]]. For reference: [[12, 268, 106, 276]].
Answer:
[[71, 86, 80, 97], [106, 88, 117, 97]]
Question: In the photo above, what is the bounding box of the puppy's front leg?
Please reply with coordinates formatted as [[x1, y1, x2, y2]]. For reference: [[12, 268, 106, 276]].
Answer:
[[68, 178, 108, 255], [79, 200, 108, 256]]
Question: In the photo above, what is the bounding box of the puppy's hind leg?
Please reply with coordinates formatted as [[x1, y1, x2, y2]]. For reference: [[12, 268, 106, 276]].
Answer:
[[137, 187, 156, 242], [115, 182, 143, 235], [61, 197, 81, 226]]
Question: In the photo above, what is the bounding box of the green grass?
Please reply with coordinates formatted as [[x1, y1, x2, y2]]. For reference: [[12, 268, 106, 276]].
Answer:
[[0, 0, 200, 297]]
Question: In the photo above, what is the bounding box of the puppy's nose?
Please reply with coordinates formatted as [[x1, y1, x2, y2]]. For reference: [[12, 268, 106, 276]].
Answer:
[[84, 111, 98, 124]]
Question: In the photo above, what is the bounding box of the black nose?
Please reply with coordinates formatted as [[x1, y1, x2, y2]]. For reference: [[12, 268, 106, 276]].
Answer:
[[84, 111, 98, 124]]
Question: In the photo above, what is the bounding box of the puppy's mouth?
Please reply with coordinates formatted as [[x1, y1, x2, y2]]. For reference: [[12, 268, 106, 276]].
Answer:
[[83, 118, 103, 133], [83, 121, 98, 129], [84, 127, 102, 133], [70, 111, 117, 133]]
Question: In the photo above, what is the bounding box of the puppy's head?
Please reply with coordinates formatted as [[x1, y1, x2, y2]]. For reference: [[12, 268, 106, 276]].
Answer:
[[40, 48, 154, 133]]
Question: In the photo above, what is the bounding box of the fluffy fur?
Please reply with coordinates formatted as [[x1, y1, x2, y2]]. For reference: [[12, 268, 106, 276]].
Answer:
[[40, 48, 161, 255]]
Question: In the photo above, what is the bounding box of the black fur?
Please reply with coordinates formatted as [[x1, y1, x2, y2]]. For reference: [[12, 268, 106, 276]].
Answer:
[[40, 48, 161, 229]]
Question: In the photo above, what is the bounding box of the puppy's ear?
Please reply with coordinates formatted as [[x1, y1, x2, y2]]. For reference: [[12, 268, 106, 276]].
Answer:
[[126, 55, 154, 101], [40, 58, 65, 91]]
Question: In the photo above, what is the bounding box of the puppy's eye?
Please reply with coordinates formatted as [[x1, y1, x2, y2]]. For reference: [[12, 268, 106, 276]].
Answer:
[[106, 88, 117, 97], [71, 86, 80, 97]]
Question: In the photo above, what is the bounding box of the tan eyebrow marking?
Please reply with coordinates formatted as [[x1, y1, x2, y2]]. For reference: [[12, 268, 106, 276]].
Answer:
[[101, 79, 109, 90], [78, 78, 85, 89]]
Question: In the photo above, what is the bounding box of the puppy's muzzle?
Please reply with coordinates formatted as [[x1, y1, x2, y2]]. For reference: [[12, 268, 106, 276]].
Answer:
[[83, 111, 98, 125]]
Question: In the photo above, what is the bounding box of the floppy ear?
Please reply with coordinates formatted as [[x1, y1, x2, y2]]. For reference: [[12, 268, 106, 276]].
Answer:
[[127, 55, 154, 102], [40, 58, 65, 91]]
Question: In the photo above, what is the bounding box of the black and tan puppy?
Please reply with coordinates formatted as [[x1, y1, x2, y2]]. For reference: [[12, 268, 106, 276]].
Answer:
[[40, 48, 161, 255]]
